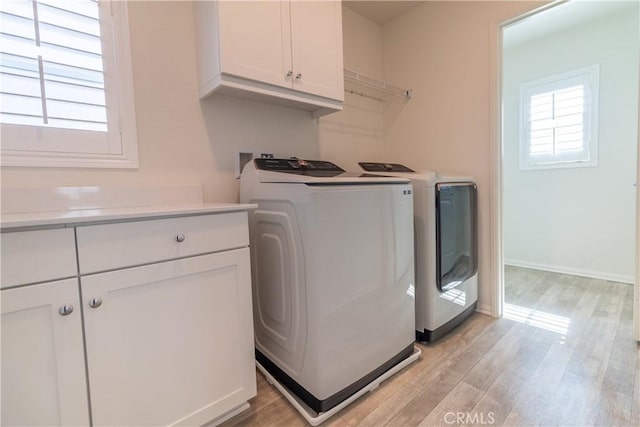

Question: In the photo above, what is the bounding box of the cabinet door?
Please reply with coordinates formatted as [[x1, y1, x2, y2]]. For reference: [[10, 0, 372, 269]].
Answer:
[[1, 279, 90, 427], [218, 0, 293, 89], [82, 248, 256, 426], [290, 0, 344, 100]]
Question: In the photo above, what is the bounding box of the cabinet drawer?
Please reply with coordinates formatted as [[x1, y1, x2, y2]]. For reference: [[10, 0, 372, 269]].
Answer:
[[1, 228, 77, 289], [76, 212, 249, 274]]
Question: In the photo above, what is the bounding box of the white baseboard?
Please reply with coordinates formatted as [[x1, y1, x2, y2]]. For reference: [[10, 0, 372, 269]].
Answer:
[[475, 303, 493, 317], [504, 259, 634, 285]]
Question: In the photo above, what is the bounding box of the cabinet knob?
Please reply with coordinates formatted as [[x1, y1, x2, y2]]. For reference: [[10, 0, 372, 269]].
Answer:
[[176, 233, 186, 243], [59, 305, 74, 316], [286, 70, 293, 78], [89, 297, 103, 309], [295, 73, 302, 80]]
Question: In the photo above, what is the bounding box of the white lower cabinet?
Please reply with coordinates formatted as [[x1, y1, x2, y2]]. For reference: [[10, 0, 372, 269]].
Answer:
[[1, 279, 90, 427], [82, 248, 256, 426], [1, 209, 257, 427]]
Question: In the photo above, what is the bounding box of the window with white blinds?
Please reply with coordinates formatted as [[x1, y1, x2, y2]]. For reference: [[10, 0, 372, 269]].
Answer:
[[519, 65, 599, 170], [0, 0, 138, 168]]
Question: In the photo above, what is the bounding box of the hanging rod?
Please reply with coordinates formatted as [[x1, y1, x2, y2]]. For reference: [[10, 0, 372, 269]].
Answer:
[[344, 88, 386, 102], [343, 68, 412, 100]]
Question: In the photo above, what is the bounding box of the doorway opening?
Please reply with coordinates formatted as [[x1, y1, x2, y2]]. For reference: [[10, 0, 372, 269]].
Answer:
[[498, 1, 639, 340]]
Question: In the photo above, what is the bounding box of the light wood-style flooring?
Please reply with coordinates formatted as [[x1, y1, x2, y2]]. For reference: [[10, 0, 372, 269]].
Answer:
[[223, 267, 639, 426]]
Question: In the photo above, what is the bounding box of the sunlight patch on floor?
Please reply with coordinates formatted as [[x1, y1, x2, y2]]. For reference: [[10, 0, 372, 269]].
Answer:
[[503, 303, 570, 335]]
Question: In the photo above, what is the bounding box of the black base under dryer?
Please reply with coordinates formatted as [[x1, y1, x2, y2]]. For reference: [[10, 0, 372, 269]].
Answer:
[[416, 302, 477, 343]]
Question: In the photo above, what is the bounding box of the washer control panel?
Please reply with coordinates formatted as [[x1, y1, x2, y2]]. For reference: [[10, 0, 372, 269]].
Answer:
[[255, 158, 345, 176], [359, 162, 415, 173]]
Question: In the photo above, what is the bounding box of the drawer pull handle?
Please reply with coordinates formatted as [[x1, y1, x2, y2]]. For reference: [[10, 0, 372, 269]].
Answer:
[[89, 297, 103, 309], [59, 305, 74, 316], [176, 233, 186, 243]]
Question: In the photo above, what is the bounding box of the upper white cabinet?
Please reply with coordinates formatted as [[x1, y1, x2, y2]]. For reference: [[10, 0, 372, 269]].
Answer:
[[194, 0, 344, 117], [288, 1, 344, 100], [216, 0, 292, 91]]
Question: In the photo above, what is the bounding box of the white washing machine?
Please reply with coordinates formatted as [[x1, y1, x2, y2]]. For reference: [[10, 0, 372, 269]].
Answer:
[[359, 162, 478, 342], [240, 158, 418, 422]]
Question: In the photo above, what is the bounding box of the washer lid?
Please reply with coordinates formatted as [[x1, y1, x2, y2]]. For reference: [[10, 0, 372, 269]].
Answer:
[[359, 162, 415, 173], [358, 161, 438, 183], [254, 158, 410, 184], [358, 162, 475, 187]]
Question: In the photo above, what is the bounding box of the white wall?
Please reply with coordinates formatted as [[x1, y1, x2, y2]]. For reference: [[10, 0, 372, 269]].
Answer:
[[381, 1, 543, 313], [319, 6, 386, 171], [1, 1, 384, 205], [503, 7, 638, 284]]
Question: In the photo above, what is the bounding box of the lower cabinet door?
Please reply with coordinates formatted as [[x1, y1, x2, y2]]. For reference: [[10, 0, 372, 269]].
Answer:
[[1, 279, 90, 427], [82, 248, 256, 426]]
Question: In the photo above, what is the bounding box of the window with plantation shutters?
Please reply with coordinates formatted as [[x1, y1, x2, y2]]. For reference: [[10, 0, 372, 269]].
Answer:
[[519, 65, 599, 170], [0, 0, 137, 168]]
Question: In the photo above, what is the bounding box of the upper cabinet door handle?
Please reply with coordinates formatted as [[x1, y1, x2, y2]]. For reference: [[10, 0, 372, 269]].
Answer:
[[295, 73, 302, 80], [286, 70, 293, 78]]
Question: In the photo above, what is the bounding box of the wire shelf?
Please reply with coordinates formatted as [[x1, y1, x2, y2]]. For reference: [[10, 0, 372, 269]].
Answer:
[[344, 68, 411, 102], [343, 68, 412, 130]]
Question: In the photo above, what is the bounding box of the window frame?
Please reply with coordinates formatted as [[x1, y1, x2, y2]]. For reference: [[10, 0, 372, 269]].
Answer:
[[0, 0, 138, 169], [519, 65, 599, 171]]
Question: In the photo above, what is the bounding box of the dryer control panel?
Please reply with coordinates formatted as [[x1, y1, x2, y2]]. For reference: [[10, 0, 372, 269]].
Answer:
[[359, 162, 415, 173], [255, 158, 345, 177]]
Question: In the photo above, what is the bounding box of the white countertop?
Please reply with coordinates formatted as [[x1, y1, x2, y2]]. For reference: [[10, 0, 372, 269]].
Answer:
[[1, 203, 257, 230]]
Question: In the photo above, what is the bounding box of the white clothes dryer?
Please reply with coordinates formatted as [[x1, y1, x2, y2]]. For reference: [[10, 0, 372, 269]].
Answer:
[[240, 158, 418, 417], [359, 162, 478, 342]]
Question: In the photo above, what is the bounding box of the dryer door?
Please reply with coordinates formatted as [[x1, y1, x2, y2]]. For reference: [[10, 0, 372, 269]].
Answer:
[[436, 182, 477, 292]]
